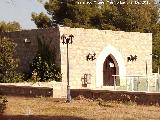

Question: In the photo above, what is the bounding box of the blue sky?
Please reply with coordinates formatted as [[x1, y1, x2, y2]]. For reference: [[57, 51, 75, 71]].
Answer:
[[0, 0, 47, 29]]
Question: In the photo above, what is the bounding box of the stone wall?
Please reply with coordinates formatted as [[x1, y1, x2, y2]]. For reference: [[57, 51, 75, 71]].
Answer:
[[0, 27, 152, 90], [59, 27, 152, 89], [71, 89, 160, 105], [0, 28, 61, 73], [0, 85, 53, 97], [0, 81, 67, 98]]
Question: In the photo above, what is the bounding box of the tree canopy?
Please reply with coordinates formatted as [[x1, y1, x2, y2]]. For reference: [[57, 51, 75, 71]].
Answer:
[[31, 12, 52, 28], [33, 0, 159, 32], [0, 21, 22, 82], [0, 21, 21, 32], [32, 0, 160, 72]]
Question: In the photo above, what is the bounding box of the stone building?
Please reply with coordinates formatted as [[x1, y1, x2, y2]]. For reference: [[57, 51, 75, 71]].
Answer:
[[1, 27, 152, 91]]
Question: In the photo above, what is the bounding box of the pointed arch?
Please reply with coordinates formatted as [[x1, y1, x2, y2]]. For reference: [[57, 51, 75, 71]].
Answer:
[[103, 54, 119, 86], [96, 45, 126, 87]]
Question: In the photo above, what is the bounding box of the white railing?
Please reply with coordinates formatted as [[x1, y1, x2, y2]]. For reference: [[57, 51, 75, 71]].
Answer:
[[112, 74, 160, 92]]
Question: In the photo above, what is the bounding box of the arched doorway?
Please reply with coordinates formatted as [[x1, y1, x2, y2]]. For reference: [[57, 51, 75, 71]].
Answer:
[[96, 45, 126, 88], [103, 55, 118, 86]]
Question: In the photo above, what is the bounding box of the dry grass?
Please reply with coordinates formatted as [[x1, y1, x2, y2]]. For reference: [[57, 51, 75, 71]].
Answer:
[[1, 96, 160, 120]]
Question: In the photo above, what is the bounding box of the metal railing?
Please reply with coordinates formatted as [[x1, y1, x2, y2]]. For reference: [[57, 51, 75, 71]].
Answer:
[[112, 74, 160, 92]]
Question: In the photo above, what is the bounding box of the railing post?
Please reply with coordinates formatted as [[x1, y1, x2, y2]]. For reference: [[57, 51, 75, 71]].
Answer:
[[155, 74, 159, 92], [137, 76, 139, 91], [155, 76, 157, 92], [157, 75, 160, 92], [126, 77, 128, 91], [131, 77, 134, 91], [147, 76, 149, 92], [114, 76, 116, 90]]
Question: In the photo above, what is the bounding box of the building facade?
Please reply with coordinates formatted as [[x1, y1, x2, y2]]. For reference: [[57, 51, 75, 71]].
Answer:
[[1, 27, 152, 90]]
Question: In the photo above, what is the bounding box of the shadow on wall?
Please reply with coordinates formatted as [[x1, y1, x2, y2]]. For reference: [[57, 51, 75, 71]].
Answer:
[[0, 115, 87, 120]]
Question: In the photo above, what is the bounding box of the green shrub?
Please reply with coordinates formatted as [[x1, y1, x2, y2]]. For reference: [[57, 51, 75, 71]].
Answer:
[[30, 53, 62, 82], [0, 71, 23, 83], [29, 36, 62, 82], [0, 37, 23, 83]]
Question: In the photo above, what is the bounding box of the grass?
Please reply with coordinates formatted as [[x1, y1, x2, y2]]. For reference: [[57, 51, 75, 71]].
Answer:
[[1, 96, 160, 120]]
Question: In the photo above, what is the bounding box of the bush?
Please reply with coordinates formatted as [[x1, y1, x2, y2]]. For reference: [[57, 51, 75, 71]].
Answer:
[[0, 37, 23, 83], [29, 36, 62, 82], [0, 96, 7, 114], [1, 72, 23, 83], [30, 53, 62, 82]]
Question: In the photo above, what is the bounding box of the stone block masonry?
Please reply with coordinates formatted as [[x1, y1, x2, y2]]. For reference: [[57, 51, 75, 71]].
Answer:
[[59, 27, 152, 89], [0, 28, 61, 73], [0, 27, 152, 92]]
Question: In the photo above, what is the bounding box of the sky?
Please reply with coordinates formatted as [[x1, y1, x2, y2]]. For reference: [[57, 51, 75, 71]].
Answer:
[[0, 0, 47, 29]]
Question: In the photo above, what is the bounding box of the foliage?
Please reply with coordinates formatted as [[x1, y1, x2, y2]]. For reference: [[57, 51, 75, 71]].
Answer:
[[0, 37, 23, 83], [32, 0, 158, 31], [29, 37, 62, 82], [150, 24, 160, 72], [0, 20, 20, 114], [32, 0, 160, 72], [31, 12, 52, 28], [0, 21, 21, 32], [0, 95, 7, 114]]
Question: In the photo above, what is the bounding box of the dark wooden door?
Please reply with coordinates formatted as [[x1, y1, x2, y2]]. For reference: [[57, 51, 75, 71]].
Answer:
[[103, 56, 116, 86]]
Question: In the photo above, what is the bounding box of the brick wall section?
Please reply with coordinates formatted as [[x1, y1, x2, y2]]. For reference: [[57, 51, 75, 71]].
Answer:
[[59, 27, 152, 89], [0, 28, 61, 73]]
